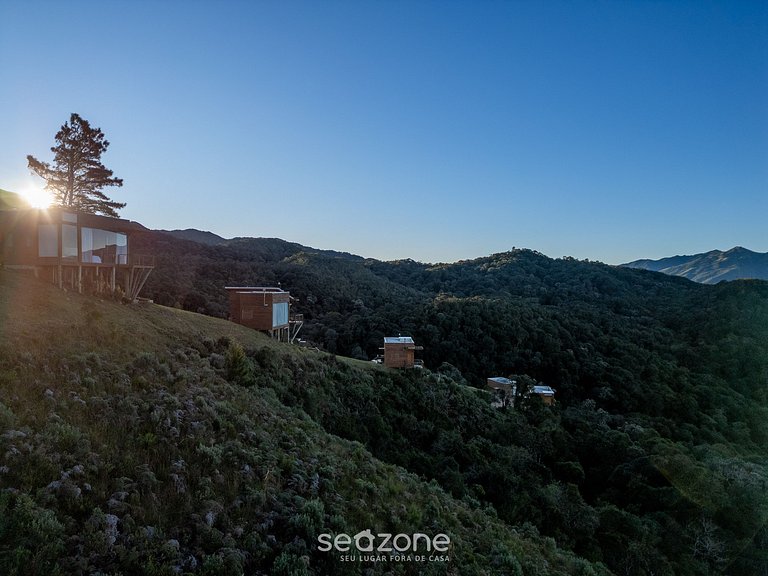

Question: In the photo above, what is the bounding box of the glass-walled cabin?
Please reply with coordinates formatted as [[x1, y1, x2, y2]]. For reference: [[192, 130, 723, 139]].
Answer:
[[0, 208, 152, 299], [2, 209, 133, 266]]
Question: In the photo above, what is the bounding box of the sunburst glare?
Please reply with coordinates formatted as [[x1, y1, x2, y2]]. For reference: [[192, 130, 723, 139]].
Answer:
[[18, 182, 54, 209]]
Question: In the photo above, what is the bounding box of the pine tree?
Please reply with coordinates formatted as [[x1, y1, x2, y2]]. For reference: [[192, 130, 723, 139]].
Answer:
[[27, 113, 125, 217]]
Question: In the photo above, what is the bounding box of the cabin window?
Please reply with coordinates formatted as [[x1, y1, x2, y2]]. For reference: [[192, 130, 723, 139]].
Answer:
[[272, 302, 289, 327], [81, 228, 128, 264], [62, 224, 78, 259], [81, 228, 100, 263], [116, 233, 127, 264], [38, 224, 58, 257]]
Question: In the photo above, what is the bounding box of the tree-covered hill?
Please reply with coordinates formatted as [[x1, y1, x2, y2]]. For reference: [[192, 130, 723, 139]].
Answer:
[[158, 229, 228, 246], [126, 230, 768, 575]]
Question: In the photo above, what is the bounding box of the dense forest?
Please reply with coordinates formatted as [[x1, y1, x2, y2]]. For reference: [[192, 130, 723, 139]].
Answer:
[[1, 230, 766, 574]]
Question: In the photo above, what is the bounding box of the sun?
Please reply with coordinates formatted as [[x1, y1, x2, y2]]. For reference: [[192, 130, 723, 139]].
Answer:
[[18, 182, 54, 209]]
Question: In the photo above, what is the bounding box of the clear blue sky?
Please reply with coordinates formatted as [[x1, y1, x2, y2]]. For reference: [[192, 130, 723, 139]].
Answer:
[[1, 0, 766, 264]]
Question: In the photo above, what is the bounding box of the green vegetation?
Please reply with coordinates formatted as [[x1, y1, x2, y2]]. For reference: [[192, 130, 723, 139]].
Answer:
[[2, 232, 768, 574], [132, 233, 768, 574], [0, 270, 605, 575]]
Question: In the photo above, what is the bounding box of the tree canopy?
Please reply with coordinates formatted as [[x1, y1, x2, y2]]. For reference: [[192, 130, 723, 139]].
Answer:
[[27, 113, 125, 217]]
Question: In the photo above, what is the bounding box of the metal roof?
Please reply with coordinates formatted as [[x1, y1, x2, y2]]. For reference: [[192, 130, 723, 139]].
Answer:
[[224, 286, 288, 293], [487, 377, 516, 386], [384, 336, 414, 344]]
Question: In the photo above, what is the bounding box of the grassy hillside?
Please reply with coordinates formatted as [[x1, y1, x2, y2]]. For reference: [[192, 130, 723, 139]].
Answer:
[[0, 189, 27, 210], [0, 270, 606, 575]]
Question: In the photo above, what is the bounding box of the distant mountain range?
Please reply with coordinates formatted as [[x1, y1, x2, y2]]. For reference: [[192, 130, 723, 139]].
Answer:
[[160, 229, 768, 286], [4, 198, 766, 286], [623, 247, 768, 284]]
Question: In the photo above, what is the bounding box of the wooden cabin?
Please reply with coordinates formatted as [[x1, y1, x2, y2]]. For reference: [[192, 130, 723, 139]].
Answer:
[[0, 208, 153, 300], [532, 385, 556, 405], [225, 286, 295, 341], [486, 376, 517, 408], [486, 377, 555, 407], [382, 336, 423, 369]]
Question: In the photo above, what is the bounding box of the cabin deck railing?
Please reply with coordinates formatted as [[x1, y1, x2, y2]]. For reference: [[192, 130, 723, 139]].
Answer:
[[128, 254, 155, 267]]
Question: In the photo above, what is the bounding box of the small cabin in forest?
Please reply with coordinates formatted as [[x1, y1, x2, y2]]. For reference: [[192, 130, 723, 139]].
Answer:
[[382, 336, 423, 369], [225, 286, 300, 342], [487, 377, 556, 407], [532, 385, 556, 405], [487, 376, 517, 408], [0, 208, 153, 300]]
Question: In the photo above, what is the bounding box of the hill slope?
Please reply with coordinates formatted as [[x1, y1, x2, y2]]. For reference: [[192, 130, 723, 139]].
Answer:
[[25, 229, 768, 574], [0, 189, 27, 210], [160, 229, 229, 245], [0, 269, 606, 575], [623, 246, 768, 283]]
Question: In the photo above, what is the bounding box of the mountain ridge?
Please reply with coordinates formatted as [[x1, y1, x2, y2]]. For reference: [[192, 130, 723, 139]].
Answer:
[[159, 228, 229, 245], [622, 246, 768, 283], [160, 229, 365, 262]]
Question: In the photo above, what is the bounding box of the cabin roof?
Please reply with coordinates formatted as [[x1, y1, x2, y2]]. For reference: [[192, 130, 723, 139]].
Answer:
[[224, 286, 289, 294], [487, 376, 516, 386], [384, 336, 414, 344], [0, 207, 146, 234]]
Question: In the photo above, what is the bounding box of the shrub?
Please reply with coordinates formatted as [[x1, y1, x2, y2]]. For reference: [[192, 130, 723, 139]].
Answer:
[[225, 341, 254, 386], [0, 491, 65, 575]]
